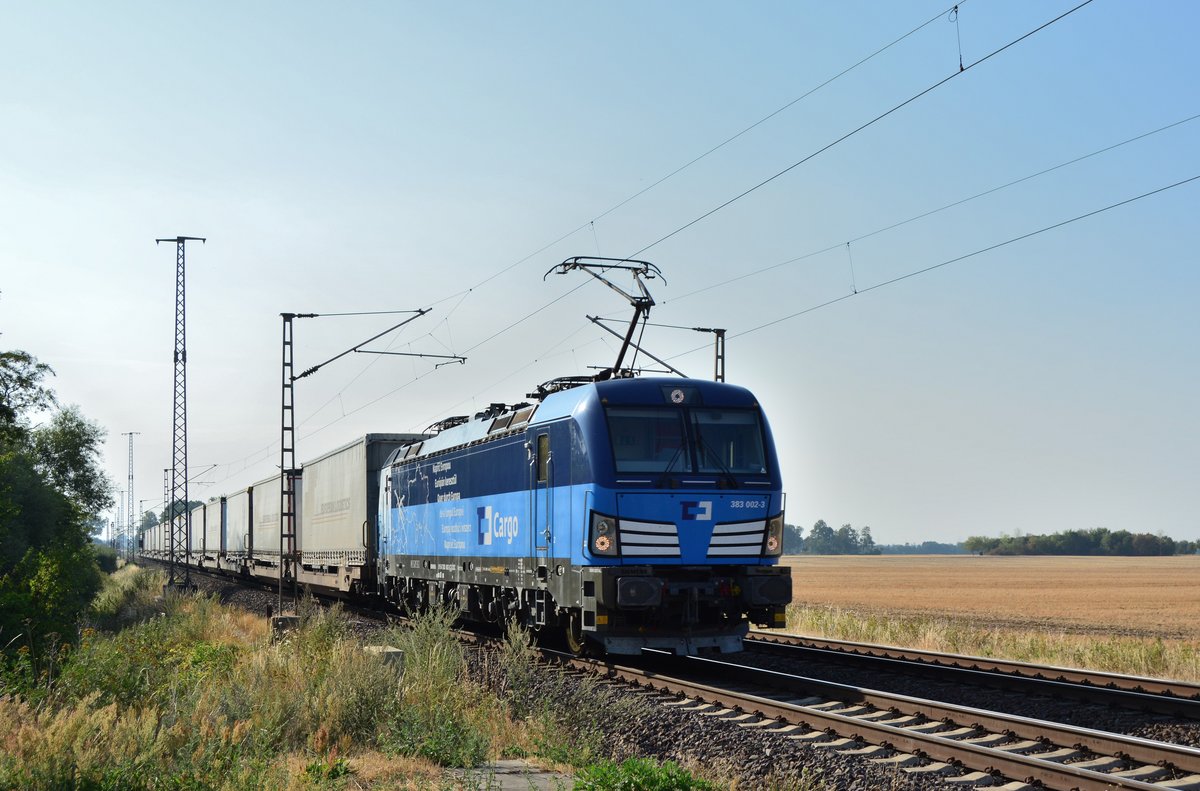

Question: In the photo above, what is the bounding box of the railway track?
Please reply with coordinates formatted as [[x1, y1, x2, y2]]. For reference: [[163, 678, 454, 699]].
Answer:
[[160, 565, 1200, 787], [555, 650, 1200, 790], [747, 632, 1200, 719]]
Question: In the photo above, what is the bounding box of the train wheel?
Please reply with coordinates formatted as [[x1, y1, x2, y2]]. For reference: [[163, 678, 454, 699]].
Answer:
[[564, 611, 589, 656]]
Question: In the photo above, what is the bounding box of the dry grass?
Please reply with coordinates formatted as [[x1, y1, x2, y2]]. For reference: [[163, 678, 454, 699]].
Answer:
[[781, 555, 1200, 681]]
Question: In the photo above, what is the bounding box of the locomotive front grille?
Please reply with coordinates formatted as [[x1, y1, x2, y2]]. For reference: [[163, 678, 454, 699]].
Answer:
[[617, 519, 681, 557], [706, 520, 767, 557]]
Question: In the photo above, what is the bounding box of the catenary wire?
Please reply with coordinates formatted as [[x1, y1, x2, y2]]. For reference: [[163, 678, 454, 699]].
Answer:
[[409, 2, 974, 338], [584, 3, 964, 228], [663, 111, 1200, 304], [663, 174, 1200, 359], [625, 0, 1097, 261]]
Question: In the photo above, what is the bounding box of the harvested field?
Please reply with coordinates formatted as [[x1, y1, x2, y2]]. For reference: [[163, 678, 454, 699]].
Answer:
[[783, 554, 1200, 639], [780, 555, 1200, 680]]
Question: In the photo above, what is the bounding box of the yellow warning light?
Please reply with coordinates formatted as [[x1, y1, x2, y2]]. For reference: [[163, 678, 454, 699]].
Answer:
[[595, 535, 612, 552]]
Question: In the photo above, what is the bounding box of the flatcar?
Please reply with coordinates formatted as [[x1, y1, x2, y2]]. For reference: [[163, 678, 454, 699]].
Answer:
[[377, 376, 791, 655]]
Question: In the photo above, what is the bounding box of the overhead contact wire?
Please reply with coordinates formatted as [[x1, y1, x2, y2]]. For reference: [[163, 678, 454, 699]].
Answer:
[[665, 111, 1200, 304], [627, 0, 1097, 260], [419, 2, 970, 334], [664, 174, 1200, 358], [585, 3, 963, 228]]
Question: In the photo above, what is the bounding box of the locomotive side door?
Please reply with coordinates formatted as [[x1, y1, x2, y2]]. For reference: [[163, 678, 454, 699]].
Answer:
[[529, 431, 552, 577]]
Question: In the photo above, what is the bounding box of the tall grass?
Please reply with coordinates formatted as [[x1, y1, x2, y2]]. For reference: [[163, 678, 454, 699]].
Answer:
[[0, 573, 487, 789], [492, 621, 651, 771], [88, 563, 165, 632], [375, 607, 506, 769], [787, 603, 1200, 681], [2, 568, 725, 789]]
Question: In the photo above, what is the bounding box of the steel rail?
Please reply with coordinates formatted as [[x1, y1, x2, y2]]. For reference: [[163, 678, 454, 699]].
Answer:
[[548, 650, 1200, 791]]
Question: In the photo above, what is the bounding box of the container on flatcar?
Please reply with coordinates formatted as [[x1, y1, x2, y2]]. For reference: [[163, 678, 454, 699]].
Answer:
[[189, 503, 205, 559], [225, 488, 252, 572], [203, 498, 224, 565], [299, 433, 424, 593], [250, 474, 287, 577]]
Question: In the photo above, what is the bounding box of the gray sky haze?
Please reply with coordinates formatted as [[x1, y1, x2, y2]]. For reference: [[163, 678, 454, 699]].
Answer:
[[2, 1, 1197, 545]]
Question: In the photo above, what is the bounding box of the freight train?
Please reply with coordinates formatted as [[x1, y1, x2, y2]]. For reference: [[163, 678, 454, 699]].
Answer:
[[140, 376, 792, 655]]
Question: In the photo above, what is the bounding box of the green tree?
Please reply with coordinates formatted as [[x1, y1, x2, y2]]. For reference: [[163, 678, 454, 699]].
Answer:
[[859, 525, 879, 554], [1103, 529, 1134, 555], [160, 499, 204, 523], [782, 523, 804, 554], [32, 405, 114, 518], [0, 349, 112, 666], [835, 524, 859, 554], [0, 350, 56, 427], [962, 535, 1001, 555], [805, 520, 836, 554]]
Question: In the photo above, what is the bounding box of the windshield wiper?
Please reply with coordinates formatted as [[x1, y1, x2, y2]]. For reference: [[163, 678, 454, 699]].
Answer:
[[694, 434, 738, 489], [657, 444, 686, 488]]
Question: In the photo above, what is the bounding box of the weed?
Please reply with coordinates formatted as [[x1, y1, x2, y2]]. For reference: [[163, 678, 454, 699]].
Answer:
[[498, 621, 649, 770], [377, 607, 495, 768], [574, 757, 716, 790], [304, 755, 354, 782]]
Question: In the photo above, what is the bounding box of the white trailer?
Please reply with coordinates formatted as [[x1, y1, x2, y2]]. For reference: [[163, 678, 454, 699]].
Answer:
[[298, 433, 423, 593]]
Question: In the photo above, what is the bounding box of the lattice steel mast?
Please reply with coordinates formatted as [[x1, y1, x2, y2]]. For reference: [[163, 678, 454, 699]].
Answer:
[[157, 235, 204, 590], [122, 432, 139, 562]]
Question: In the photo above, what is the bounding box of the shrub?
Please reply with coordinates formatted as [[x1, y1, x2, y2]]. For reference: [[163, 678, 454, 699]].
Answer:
[[93, 545, 118, 574]]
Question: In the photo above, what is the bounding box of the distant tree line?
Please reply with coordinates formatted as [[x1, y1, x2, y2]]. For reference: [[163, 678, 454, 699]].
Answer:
[[782, 523, 1198, 557], [963, 528, 1198, 556], [874, 541, 967, 555], [783, 520, 879, 555]]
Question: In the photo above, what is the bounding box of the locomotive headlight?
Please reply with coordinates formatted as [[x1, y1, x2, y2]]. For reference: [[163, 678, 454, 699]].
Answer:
[[763, 514, 784, 557], [590, 511, 619, 557]]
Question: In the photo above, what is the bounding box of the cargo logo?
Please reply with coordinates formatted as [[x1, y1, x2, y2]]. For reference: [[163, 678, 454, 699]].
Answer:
[[681, 501, 712, 521], [476, 505, 520, 545]]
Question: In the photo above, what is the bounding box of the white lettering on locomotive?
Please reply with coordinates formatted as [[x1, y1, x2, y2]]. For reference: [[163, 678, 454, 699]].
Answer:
[[476, 505, 519, 546]]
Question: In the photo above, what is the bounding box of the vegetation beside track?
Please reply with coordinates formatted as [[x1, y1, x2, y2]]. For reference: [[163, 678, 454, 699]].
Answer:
[[0, 567, 725, 790], [786, 602, 1200, 682]]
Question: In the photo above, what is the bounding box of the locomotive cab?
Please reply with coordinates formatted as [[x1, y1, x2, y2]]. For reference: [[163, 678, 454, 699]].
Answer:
[[569, 379, 791, 654]]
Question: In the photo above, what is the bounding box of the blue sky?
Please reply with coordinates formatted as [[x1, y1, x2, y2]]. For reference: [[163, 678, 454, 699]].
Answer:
[[2, 1, 1196, 544]]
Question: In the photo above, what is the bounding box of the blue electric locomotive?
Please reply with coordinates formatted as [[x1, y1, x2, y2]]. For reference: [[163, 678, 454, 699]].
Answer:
[[377, 376, 792, 655]]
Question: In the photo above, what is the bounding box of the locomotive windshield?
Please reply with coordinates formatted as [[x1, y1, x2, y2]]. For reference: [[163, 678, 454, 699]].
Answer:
[[606, 406, 767, 475]]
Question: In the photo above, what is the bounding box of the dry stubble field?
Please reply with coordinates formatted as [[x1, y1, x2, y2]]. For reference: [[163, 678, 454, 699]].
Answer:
[[780, 554, 1200, 679]]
